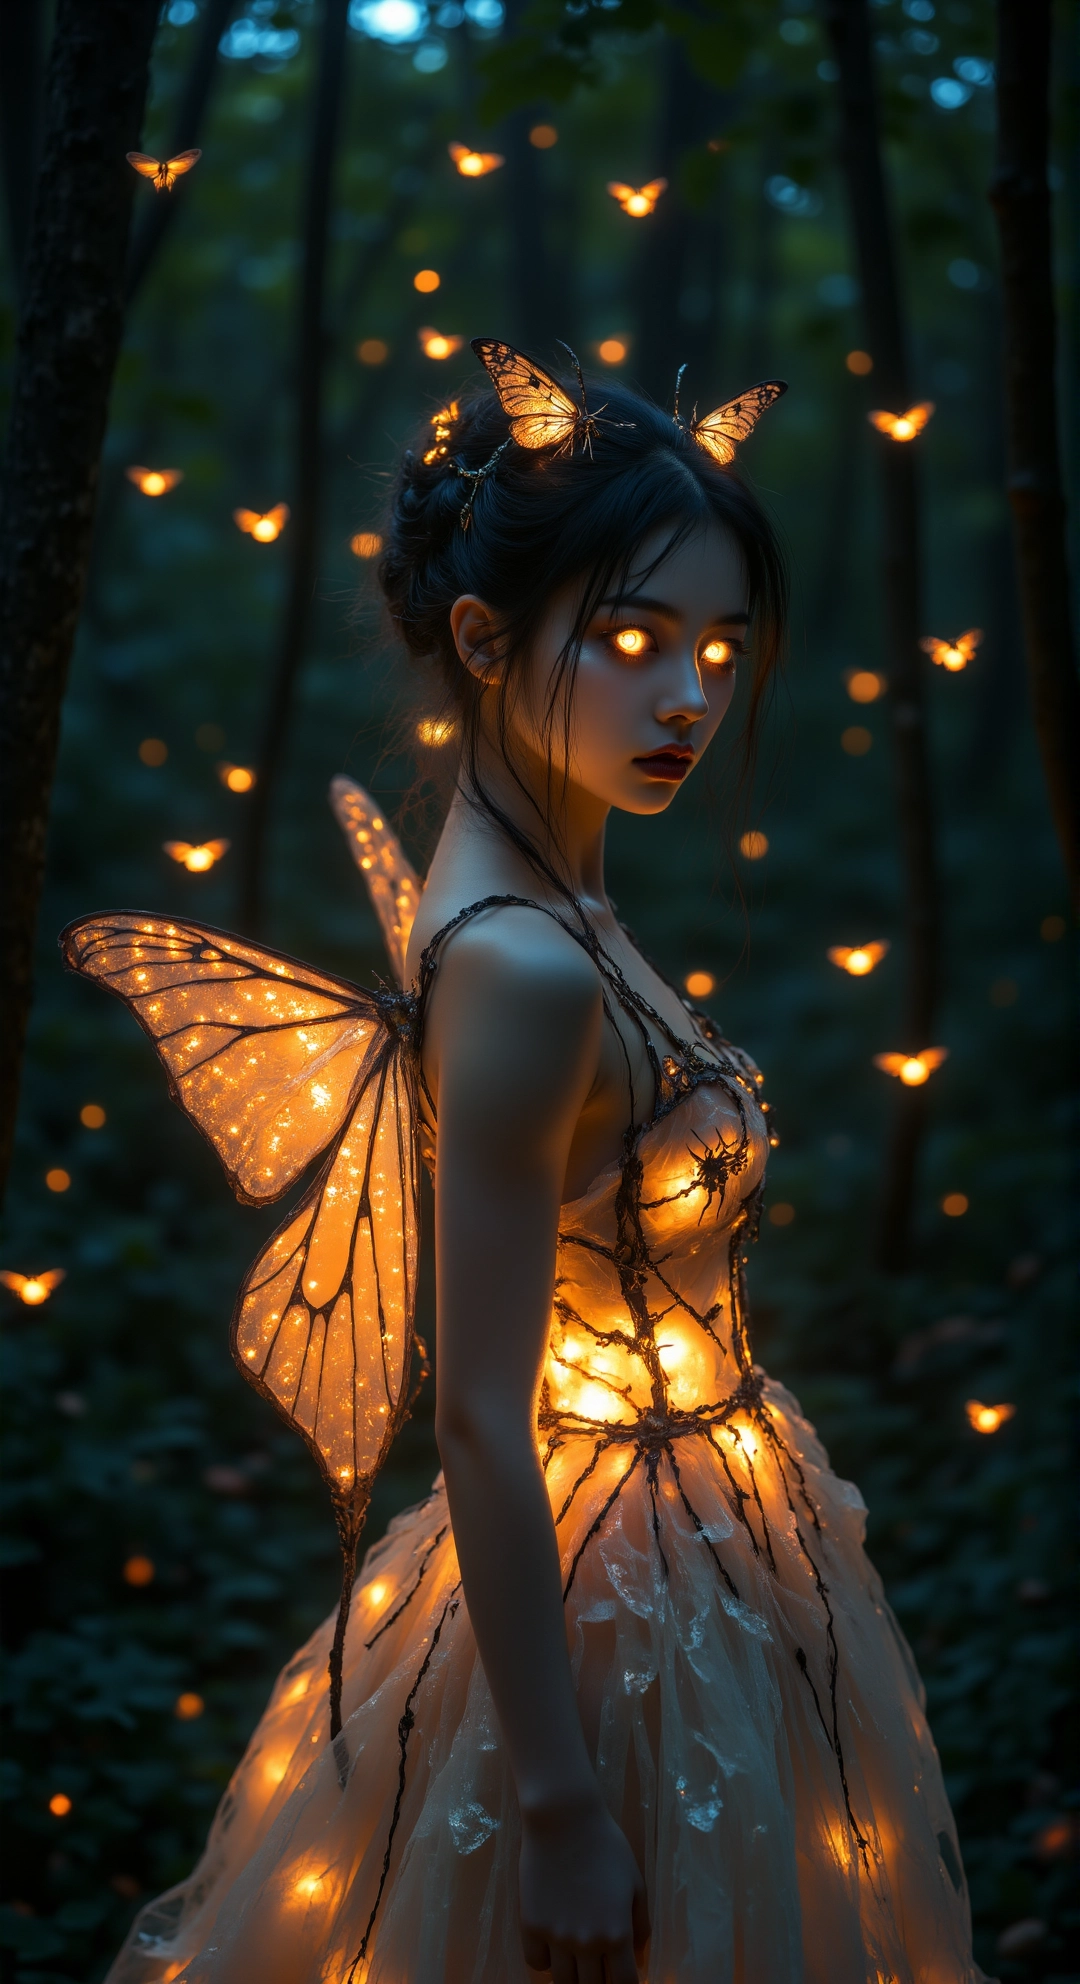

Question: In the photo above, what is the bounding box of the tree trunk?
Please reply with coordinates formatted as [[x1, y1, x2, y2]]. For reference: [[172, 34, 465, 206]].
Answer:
[[633, 36, 724, 403], [126, 0, 238, 305], [822, 0, 941, 1272], [0, 0, 159, 1203], [499, 0, 559, 357], [0, 0, 45, 285], [989, 0, 1080, 906], [238, 0, 350, 934]]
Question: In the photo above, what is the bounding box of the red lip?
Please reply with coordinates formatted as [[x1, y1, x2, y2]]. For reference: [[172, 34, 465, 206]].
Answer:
[[633, 749, 694, 782]]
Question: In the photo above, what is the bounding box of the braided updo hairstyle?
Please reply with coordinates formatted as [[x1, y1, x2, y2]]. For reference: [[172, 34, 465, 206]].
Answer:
[[377, 363, 788, 888]]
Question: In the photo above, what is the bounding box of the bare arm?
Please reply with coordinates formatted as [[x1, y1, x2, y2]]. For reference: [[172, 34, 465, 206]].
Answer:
[[427, 910, 648, 1981]]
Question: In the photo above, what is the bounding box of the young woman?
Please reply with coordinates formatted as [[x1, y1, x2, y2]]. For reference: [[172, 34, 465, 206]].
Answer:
[[76, 349, 987, 1983]]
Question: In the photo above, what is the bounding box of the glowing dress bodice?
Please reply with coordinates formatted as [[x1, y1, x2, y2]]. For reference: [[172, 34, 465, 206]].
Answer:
[[104, 886, 988, 1984]]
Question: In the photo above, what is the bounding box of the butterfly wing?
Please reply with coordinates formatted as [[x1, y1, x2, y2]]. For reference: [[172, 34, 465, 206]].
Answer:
[[690, 380, 788, 466], [267, 503, 290, 529], [908, 402, 934, 433], [471, 337, 580, 449], [873, 1053, 907, 1075], [641, 178, 668, 201], [959, 628, 983, 656], [827, 947, 853, 968], [606, 181, 636, 205], [868, 410, 898, 436], [329, 777, 422, 989], [233, 508, 257, 532], [920, 1047, 948, 1073], [166, 148, 201, 179], [233, 1034, 419, 1540], [126, 151, 162, 180], [60, 913, 389, 1206]]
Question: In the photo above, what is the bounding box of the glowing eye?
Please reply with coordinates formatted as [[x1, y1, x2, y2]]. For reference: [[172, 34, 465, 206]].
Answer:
[[701, 639, 733, 666], [613, 627, 649, 656]]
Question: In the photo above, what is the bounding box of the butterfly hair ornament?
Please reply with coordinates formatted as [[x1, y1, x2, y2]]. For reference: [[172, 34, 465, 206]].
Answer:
[[455, 437, 513, 530], [471, 336, 630, 459], [672, 363, 788, 466]]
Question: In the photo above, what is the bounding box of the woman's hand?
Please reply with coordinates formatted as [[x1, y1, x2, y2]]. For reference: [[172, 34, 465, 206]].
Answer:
[[519, 1793, 650, 1983]]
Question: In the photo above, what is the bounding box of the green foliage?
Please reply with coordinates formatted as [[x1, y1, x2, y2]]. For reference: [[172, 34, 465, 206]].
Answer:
[[0, 0, 1076, 1979]]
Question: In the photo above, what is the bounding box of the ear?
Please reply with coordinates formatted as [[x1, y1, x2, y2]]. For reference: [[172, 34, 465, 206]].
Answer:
[[449, 594, 504, 684]]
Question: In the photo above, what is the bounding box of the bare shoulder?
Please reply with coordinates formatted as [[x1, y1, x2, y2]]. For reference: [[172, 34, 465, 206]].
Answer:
[[422, 904, 604, 1126]]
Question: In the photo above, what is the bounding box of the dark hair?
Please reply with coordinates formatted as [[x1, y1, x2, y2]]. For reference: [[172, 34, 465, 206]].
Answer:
[[378, 364, 788, 896]]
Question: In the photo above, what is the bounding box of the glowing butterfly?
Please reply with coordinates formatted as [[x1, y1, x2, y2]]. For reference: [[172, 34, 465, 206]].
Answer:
[[920, 628, 983, 672], [234, 503, 289, 542], [868, 402, 935, 442], [828, 941, 889, 976], [607, 178, 667, 217], [126, 148, 201, 193], [61, 900, 423, 1742], [126, 466, 183, 497], [472, 336, 615, 454], [0, 1268, 65, 1306], [965, 1400, 1015, 1434], [449, 141, 504, 178], [418, 328, 464, 360], [163, 839, 230, 873], [681, 378, 788, 467], [423, 400, 459, 464], [873, 1046, 948, 1087]]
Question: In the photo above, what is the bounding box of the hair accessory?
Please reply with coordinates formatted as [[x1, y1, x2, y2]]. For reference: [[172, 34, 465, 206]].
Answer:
[[471, 336, 632, 457], [423, 400, 460, 465], [455, 437, 512, 530], [673, 371, 788, 465]]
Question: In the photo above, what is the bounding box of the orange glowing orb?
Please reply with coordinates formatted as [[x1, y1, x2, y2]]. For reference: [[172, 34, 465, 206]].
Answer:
[[126, 147, 201, 192], [739, 830, 769, 860], [49, 1793, 73, 1817], [413, 268, 441, 293], [45, 1168, 71, 1193], [607, 178, 667, 217], [163, 838, 230, 873], [234, 503, 289, 542], [919, 627, 982, 672], [449, 141, 504, 177], [684, 970, 715, 1000], [218, 763, 255, 793], [416, 716, 456, 746], [845, 669, 887, 703], [418, 327, 463, 360], [175, 1692, 205, 1720], [941, 1191, 969, 1216], [529, 123, 558, 148], [123, 1555, 155, 1587], [868, 401, 935, 442], [873, 1046, 948, 1086], [828, 941, 889, 977], [350, 532, 383, 559], [965, 1399, 1015, 1435], [80, 1103, 106, 1128], [597, 337, 628, 364], [0, 1268, 65, 1306], [126, 466, 183, 497], [356, 337, 389, 365], [846, 349, 873, 375]]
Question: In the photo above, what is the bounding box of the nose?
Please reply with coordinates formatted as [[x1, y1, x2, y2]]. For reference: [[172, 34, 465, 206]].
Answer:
[[655, 647, 710, 726]]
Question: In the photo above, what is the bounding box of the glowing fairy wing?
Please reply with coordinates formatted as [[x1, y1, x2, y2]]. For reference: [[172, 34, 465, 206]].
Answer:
[[233, 1035, 418, 1539], [690, 380, 788, 466], [329, 777, 422, 989], [61, 913, 390, 1205], [471, 337, 581, 449]]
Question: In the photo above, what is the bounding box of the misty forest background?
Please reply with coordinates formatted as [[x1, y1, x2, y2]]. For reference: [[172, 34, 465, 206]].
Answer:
[[0, 0, 1075, 1978]]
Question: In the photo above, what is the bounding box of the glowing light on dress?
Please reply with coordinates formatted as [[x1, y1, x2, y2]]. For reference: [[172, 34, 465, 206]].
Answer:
[[449, 141, 504, 176], [868, 402, 934, 441], [828, 941, 888, 976], [607, 178, 667, 216], [164, 839, 230, 873], [234, 503, 289, 541], [0, 1268, 65, 1305], [126, 466, 183, 496], [873, 1047, 948, 1086], [965, 1400, 1015, 1434], [920, 628, 982, 672]]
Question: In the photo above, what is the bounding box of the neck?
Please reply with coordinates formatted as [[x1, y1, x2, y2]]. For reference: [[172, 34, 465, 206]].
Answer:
[[453, 722, 611, 908]]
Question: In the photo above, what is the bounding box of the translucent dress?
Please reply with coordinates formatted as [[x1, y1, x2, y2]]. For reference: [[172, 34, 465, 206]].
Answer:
[[103, 880, 987, 1984]]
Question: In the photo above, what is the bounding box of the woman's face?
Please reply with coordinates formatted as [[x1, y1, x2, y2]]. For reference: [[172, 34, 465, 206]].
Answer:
[[458, 521, 750, 817]]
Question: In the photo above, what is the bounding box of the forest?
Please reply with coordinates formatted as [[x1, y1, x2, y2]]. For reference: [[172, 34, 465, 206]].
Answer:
[[0, 0, 1075, 1978]]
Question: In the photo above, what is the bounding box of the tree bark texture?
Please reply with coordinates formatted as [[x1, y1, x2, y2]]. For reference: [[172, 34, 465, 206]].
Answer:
[[499, 0, 560, 357], [990, 0, 1080, 907], [632, 36, 725, 404], [0, 0, 45, 284], [126, 0, 238, 305], [0, 0, 159, 1202], [239, 0, 350, 933], [823, 0, 941, 1272]]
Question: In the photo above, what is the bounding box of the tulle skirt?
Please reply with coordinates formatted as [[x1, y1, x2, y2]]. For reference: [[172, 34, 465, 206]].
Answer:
[[106, 1375, 987, 1984]]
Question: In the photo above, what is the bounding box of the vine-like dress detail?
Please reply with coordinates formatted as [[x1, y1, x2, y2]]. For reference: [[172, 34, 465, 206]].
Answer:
[[90, 785, 986, 1984]]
